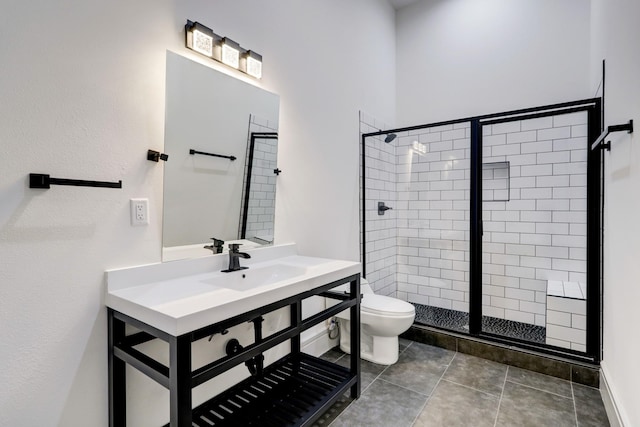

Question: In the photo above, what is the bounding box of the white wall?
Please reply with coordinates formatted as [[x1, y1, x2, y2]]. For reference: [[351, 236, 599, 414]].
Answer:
[[0, 1, 396, 426], [591, 0, 640, 425], [6, 0, 639, 425], [396, 0, 591, 126]]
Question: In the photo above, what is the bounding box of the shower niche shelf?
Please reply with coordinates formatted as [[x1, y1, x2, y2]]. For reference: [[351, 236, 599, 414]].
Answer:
[[482, 161, 510, 202]]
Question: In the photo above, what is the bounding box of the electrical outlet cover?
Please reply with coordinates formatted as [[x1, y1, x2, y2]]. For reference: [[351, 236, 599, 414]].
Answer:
[[130, 198, 149, 226]]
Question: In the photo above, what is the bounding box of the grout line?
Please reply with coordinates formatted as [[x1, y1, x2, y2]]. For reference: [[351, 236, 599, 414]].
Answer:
[[408, 347, 457, 427], [339, 341, 411, 397], [505, 378, 574, 400], [325, 351, 362, 427], [409, 391, 431, 427], [377, 377, 431, 397], [441, 378, 502, 398], [493, 365, 509, 427], [400, 340, 413, 355], [374, 340, 411, 381], [511, 364, 573, 384], [366, 361, 392, 389], [571, 382, 579, 427]]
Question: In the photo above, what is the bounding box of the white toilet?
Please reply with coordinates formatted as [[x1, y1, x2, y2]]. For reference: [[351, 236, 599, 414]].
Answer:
[[335, 278, 415, 365]]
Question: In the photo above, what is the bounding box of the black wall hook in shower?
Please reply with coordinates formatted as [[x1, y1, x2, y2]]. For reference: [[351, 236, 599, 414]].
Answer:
[[29, 173, 122, 189]]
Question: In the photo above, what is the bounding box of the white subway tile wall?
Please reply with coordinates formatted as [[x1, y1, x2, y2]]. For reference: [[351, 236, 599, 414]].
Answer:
[[395, 122, 471, 312], [360, 111, 588, 331], [482, 112, 588, 327], [545, 280, 587, 351], [241, 115, 278, 242], [360, 111, 397, 296]]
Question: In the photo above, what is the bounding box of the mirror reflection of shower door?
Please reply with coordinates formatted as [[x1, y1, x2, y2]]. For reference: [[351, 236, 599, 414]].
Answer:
[[478, 110, 592, 353], [239, 132, 278, 243]]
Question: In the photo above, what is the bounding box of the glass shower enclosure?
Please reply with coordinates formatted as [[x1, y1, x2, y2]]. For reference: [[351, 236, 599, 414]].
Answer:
[[360, 99, 602, 363]]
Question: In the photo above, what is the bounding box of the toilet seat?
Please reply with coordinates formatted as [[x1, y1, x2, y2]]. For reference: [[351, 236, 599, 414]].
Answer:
[[361, 294, 415, 317]]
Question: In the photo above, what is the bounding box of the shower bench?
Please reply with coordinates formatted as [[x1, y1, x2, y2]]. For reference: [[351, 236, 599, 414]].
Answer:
[[545, 280, 587, 352]]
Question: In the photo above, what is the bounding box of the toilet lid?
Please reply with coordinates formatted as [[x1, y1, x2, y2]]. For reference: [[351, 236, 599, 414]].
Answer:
[[361, 294, 415, 316]]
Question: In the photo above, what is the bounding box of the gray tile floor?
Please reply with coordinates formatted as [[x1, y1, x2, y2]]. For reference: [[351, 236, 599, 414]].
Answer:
[[314, 339, 610, 427]]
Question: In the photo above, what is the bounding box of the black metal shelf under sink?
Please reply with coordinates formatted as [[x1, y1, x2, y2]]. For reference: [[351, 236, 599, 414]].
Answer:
[[167, 353, 355, 427], [108, 273, 361, 427]]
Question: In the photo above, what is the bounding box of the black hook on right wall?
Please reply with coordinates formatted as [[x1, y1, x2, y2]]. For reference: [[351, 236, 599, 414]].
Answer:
[[591, 119, 634, 151]]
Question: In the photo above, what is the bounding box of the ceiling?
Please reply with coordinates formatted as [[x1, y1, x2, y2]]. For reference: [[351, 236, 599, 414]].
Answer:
[[387, 0, 420, 10]]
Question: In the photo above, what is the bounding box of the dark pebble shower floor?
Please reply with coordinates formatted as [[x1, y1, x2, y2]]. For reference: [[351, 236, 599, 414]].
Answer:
[[412, 303, 546, 343]]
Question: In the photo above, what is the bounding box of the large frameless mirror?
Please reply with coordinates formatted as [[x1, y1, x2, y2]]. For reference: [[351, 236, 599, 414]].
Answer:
[[162, 51, 279, 261]]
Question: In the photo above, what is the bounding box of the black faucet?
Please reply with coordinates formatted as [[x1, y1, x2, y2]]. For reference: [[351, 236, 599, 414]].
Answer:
[[204, 237, 225, 254], [222, 243, 251, 272]]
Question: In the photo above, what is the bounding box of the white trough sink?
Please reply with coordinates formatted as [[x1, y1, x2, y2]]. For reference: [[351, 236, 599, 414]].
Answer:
[[200, 263, 308, 291], [106, 244, 360, 336]]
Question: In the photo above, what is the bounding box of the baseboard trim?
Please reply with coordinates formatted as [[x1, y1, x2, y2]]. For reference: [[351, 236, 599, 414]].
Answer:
[[301, 328, 338, 357], [600, 363, 628, 427], [402, 324, 600, 387]]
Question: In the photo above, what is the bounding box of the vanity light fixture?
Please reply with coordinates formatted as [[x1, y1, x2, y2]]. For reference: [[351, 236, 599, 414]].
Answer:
[[242, 50, 263, 79], [185, 20, 263, 79], [220, 37, 241, 69], [186, 21, 215, 57]]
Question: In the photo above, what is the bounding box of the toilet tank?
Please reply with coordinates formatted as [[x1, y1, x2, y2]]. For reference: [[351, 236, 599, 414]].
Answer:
[[332, 277, 373, 294]]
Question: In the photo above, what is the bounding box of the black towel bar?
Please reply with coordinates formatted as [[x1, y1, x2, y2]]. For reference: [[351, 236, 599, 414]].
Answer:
[[189, 149, 236, 161], [29, 173, 122, 189]]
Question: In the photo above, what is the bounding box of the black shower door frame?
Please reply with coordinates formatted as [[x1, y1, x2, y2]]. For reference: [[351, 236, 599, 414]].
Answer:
[[361, 98, 603, 364]]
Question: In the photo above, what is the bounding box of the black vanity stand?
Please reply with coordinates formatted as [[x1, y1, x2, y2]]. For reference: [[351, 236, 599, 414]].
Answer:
[[108, 274, 361, 427]]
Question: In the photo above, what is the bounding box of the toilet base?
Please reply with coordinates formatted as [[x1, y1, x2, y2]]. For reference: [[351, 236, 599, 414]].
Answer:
[[339, 334, 399, 365]]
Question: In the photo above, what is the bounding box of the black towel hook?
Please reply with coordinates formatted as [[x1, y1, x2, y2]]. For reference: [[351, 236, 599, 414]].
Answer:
[[147, 149, 168, 162], [590, 120, 633, 151]]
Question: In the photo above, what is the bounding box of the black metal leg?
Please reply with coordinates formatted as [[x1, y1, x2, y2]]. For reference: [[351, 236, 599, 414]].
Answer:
[[252, 317, 265, 376], [350, 277, 361, 398], [169, 335, 192, 426], [290, 302, 301, 355], [107, 274, 361, 425], [108, 309, 126, 427]]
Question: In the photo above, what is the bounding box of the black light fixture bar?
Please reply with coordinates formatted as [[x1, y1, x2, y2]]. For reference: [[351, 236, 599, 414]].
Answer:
[[185, 20, 263, 79], [29, 173, 122, 189], [189, 149, 236, 161], [590, 119, 633, 151]]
